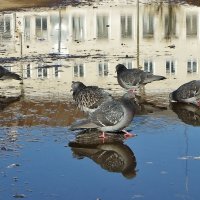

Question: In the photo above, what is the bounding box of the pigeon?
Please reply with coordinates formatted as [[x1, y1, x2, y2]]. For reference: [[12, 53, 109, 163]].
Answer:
[[116, 64, 166, 91], [0, 95, 21, 111], [69, 131, 137, 179], [70, 91, 138, 138], [170, 102, 200, 126], [169, 80, 200, 107], [0, 66, 22, 80], [71, 81, 112, 113]]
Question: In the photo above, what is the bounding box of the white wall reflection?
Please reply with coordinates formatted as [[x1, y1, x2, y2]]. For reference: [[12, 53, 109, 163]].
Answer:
[[0, 1, 200, 99]]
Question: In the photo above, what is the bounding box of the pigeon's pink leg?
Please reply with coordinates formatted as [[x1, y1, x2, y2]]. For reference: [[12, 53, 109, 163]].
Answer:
[[99, 132, 106, 139], [197, 100, 200, 107], [122, 130, 137, 138]]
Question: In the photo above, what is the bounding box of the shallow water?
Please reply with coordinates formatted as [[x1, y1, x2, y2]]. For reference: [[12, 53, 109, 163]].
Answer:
[[1, 0, 200, 199]]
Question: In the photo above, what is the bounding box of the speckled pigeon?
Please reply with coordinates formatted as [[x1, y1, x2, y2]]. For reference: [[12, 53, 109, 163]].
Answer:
[[70, 91, 138, 138], [71, 81, 112, 113], [169, 80, 200, 107], [0, 66, 21, 80], [116, 64, 166, 90], [69, 135, 137, 179]]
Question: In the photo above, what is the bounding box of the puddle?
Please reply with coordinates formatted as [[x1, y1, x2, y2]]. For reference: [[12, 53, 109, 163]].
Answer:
[[0, 0, 200, 200]]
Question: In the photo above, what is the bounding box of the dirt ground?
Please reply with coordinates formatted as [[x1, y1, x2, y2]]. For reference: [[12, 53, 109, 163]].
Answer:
[[0, 0, 66, 11]]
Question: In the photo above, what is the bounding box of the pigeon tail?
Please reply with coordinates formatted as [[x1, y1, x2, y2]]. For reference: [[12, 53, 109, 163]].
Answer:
[[70, 119, 99, 130], [0, 73, 22, 80], [143, 74, 166, 84], [9, 73, 22, 80]]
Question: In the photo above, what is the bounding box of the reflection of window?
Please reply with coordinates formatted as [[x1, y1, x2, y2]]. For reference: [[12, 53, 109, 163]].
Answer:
[[53, 66, 61, 78], [97, 15, 108, 39], [74, 64, 84, 77], [121, 15, 132, 39], [98, 62, 108, 76], [122, 60, 133, 69], [164, 14, 176, 39], [166, 60, 176, 75], [186, 14, 197, 37], [24, 64, 31, 78], [37, 65, 48, 78], [144, 60, 153, 73], [24, 16, 30, 41], [0, 15, 12, 39], [143, 14, 154, 38], [72, 16, 85, 41], [4, 66, 11, 71], [187, 60, 197, 74], [36, 16, 48, 40]]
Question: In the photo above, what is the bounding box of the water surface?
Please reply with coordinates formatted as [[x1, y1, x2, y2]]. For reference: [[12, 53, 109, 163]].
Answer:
[[0, 0, 200, 199]]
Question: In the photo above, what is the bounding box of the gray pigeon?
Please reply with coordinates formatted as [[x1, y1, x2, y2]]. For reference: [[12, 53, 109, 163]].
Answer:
[[0, 66, 22, 80], [169, 80, 200, 106], [70, 91, 137, 138], [71, 81, 112, 113], [116, 64, 166, 90]]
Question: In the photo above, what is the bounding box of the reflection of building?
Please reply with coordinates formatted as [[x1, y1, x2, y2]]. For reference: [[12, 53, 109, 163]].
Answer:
[[1, 2, 200, 98]]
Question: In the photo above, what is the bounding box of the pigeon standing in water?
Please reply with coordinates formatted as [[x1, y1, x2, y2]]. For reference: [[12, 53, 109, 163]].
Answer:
[[71, 81, 113, 113], [70, 91, 138, 138], [116, 64, 166, 91], [0, 66, 22, 80], [169, 80, 200, 107]]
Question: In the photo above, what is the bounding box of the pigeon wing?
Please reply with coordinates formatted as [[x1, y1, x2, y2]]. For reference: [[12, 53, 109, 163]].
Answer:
[[90, 100, 124, 127], [118, 69, 144, 89], [175, 80, 200, 100], [74, 86, 112, 111]]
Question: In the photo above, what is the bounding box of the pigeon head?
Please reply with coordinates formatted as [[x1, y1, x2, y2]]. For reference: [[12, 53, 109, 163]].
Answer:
[[71, 81, 86, 93], [169, 91, 176, 102], [116, 64, 127, 74]]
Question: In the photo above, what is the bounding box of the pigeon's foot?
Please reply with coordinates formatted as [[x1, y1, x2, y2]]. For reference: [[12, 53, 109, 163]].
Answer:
[[98, 132, 107, 143], [122, 130, 137, 139], [197, 100, 200, 107], [99, 132, 106, 139]]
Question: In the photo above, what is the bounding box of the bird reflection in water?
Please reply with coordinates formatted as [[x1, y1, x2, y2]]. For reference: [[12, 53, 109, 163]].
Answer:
[[68, 129, 137, 179], [170, 102, 200, 126]]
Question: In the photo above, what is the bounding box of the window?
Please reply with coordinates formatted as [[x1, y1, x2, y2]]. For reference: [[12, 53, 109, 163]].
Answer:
[[72, 15, 85, 41], [143, 14, 154, 38], [74, 64, 84, 77], [24, 16, 30, 41], [53, 66, 61, 78], [36, 16, 48, 40], [187, 60, 197, 74], [98, 62, 108, 77], [144, 60, 153, 73], [166, 60, 176, 75], [121, 15, 132, 39], [186, 14, 197, 38], [164, 14, 176, 39], [0, 14, 12, 39], [96, 15, 109, 39], [23, 64, 31, 78], [37, 64, 48, 78], [122, 60, 133, 69]]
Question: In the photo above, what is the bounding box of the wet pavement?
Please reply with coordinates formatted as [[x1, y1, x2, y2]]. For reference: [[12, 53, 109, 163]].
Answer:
[[1, 0, 200, 199]]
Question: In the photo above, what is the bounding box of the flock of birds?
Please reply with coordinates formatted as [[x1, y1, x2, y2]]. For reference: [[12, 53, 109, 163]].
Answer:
[[0, 64, 200, 137], [70, 64, 200, 138]]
